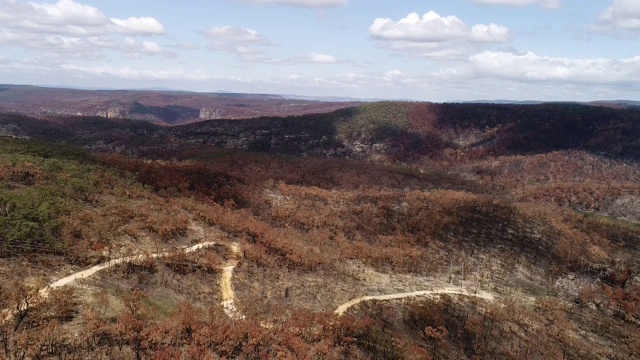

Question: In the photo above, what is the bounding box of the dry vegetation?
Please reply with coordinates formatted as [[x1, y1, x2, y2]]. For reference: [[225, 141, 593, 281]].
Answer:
[[1, 102, 640, 359]]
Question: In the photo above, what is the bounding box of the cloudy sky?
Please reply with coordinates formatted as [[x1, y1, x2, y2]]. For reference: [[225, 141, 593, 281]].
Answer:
[[0, 0, 639, 101]]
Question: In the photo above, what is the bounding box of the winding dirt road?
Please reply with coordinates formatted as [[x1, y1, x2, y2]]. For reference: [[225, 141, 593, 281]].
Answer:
[[1, 240, 242, 322], [40, 241, 218, 297], [3, 234, 495, 324], [334, 286, 495, 316]]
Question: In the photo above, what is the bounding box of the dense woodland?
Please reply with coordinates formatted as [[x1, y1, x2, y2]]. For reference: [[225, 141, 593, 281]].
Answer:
[[0, 102, 639, 359]]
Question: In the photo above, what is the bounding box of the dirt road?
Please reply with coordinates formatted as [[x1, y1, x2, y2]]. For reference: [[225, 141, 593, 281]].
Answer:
[[1, 241, 230, 323], [219, 243, 244, 319], [40, 241, 218, 297], [3, 235, 493, 324], [334, 286, 495, 316]]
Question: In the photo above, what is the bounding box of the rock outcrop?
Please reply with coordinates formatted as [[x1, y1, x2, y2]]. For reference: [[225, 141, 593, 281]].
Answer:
[[92, 108, 127, 118], [610, 195, 640, 223], [107, 108, 127, 119], [199, 108, 225, 120]]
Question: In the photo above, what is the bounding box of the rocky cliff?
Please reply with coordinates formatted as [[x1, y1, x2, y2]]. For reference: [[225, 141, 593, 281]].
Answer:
[[199, 108, 226, 120], [107, 108, 127, 119]]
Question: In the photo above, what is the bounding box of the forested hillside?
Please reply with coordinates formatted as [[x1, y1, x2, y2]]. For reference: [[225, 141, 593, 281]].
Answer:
[[0, 103, 639, 359], [4, 101, 639, 160]]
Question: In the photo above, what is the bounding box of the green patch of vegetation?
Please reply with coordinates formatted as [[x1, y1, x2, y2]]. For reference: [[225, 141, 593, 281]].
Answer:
[[0, 188, 66, 253], [129, 101, 152, 115], [578, 211, 640, 230], [335, 102, 412, 141], [0, 138, 100, 256], [576, 211, 640, 250], [0, 137, 94, 163]]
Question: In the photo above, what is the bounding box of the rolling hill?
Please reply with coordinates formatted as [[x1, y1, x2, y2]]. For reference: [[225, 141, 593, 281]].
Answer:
[[0, 101, 639, 359]]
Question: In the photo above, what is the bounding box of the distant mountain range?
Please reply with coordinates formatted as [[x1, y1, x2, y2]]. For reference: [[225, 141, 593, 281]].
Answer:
[[452, 99, 640, 108], [0, 84, 362, 125], [280, 94, 385, 102], [2, 84, 639, 126]]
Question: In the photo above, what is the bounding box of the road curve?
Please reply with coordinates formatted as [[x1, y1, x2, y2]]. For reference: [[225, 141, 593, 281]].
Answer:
[[1, 241, 234, 323], [334, 286, 495, 316], [40, 241, 218, 297]]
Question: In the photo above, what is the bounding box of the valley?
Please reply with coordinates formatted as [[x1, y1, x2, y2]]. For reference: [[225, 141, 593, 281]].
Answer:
[[0, 98, 639, 359]]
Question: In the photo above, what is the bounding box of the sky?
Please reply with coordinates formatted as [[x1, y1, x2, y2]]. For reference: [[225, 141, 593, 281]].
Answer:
[[0, 0, 639, 101]]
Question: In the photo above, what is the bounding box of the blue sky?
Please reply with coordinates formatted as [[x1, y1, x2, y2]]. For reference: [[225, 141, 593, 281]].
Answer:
[[0, 0, 639, 101]]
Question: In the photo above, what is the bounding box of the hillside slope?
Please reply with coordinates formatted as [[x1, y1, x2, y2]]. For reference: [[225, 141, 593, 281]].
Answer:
[[3, 101, 640, 160], [0, 102, 639, 358]]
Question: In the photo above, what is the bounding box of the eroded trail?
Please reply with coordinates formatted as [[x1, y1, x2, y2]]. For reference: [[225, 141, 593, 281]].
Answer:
[[334, 286, 495, 316]]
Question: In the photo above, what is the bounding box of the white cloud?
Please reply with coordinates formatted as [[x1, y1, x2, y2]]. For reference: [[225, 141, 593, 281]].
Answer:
[[237, 0, 347, 8], [369, 11, 510, 59], [370, 12, 468, 42], [271, 69, 425, 94], [209, 44, 287, 64], [382, 69, 409, 83], [204, 26, 346, 65], [60, 64, 210, 81], [384, 69, 404, 78], [0, 0, 165, 36], [141, 41, 162, 54], [595, 0, 640, 34], [0, 30, 111, 58], [442, 51, 640, 84], [426, 50, 640, 101], [202, 26, 271, 45], [203, 26, 277, 62], [109, 17, 165, 36], [297, 52, 339, 63], [122, 37, 165, 59], [168, 43, 199, 50], [472, 0, 561, 9], [27, 0, 107, 26], [5, 54, 637, 101], [469, 24, 510, 42], [0, 0, 165, 58], [202, 25, 336, 65], [254, 69, 417, 92], [236, 48, 285, 63], [383, 41, 470, 59], [122, 37, 137, 48], [0, 56, 62, 73], [56, 63, 367, 87]]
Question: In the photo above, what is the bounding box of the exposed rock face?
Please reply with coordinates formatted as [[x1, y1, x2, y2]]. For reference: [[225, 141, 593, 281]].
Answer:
[[343, 140, 388, 161], [107, 108, 127, 119], [610, 195, 640, 223], [199, 108, 225, 120], [93, 108, 127, 118]]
